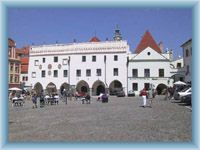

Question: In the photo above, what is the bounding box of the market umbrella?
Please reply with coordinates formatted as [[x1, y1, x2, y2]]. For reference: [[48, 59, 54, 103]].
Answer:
[[8, 87, 22, 91], [174, 81, 186, 85]]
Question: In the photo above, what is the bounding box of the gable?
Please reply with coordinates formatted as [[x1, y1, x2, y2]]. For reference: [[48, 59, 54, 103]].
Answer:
[[131, 47, 169, 61]]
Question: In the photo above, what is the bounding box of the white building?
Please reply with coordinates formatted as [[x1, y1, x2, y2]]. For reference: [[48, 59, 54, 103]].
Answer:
[[28, 28, 130, 96], [181, 39, 192, 84], [127, 31, 175, 95]]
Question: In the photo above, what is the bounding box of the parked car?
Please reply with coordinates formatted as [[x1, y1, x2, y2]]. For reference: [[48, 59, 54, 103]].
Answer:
[[128, 90, 135, 97], [178, 87, 192, 99], [116, 91, 125, 97], [174, 87, 191, 100], [181, 93, 191, 105]]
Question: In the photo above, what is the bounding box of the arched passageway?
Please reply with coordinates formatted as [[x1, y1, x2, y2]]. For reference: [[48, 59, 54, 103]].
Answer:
[[92, 80, 105, 96], [46, 82, 57, 95], [34, 82, 43, 95], [156, 83, 167, 95], [76, 80, 89, 93], [109, 80, 123, 95]]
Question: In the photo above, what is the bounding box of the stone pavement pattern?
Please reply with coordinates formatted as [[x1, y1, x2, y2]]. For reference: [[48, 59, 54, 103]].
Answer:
[[9, 96, 191, 142]]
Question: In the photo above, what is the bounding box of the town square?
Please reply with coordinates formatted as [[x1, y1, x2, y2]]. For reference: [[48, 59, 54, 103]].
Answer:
[[3, 2, 194, 147]]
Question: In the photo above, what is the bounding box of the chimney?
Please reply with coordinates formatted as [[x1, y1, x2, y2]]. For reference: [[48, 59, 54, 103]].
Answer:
[[158, 41, 164, 52]]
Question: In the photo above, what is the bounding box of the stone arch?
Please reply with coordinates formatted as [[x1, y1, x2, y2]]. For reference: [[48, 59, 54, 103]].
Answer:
[[92, 80, 105, 96], [109, 80, 123, 95], [76, 80, 89, 93], [60, 82, 70, 95], [46, 82, 57, 95], [33, 82, 43, 95], [156, 83, 167, 95]]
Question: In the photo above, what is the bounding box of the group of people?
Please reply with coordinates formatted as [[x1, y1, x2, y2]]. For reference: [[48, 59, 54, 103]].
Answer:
[[140, 87, 156, 108]]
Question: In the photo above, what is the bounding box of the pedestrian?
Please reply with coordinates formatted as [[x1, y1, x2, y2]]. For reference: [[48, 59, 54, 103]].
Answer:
[[32, 94, 37, 108], [140, 87, 147, 108], [63, 89, 68, 104], [148, 88, 154, 108]]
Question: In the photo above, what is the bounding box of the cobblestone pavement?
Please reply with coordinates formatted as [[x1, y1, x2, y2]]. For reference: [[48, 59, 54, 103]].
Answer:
[[9, 96, 192, 142]]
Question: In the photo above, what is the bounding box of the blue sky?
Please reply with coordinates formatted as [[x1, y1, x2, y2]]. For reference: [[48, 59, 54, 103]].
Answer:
[[8, 8, 192, 59]]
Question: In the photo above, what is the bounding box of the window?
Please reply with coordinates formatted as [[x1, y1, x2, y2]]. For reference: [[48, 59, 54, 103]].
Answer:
[[26, 76, 28, 81], [132, 69, 138, 77], [63, 70, 68, 77], [186, 49, 189, 57], [144, 83, 150, 90], [34, 60, 39, 66], [190, 47, 192, 55], [54, 70, 58, 77], [54, 56, 58, 62], [92, 56, 96, 62], [132, 83, 138, 91], [42, 58, 45, 63], [82, 56, 86, 62], [186, 65, 190, 75], [76, 70, 81, 77], [147, 52, 151, 55], [10, 75, 13, 83], [41, 70, 45, 77], [86, 69, 91, 77], [15, 66, 19, 73], [114, 55, 118, 61], [96, 69, 101, 76], [15, 76, 18, 83], [144, 69, 150, 77], [63, 59, 68, 65], [113, 68, 118, 76], [32, 72, 36, 78], [177, 63, 181, 68], [22, 76, 26, 81], [159, 69, 164, 77]]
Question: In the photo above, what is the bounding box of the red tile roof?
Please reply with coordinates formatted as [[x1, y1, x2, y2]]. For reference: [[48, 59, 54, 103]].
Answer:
[[16, 46, 30, 55], [89, 36, 100, 42], [135, 30, 161, 53]]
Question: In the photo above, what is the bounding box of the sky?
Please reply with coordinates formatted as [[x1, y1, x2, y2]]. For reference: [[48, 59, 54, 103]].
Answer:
[[8, 8, 192, 59]]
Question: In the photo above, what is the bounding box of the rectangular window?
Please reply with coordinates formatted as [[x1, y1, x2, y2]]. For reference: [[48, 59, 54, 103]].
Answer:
[[10, 75, 13, 83], [32, 72, 36, 78], [144, 83, 150, 90], [159, 69, 164, 77], [114, 55, 118, 61], [113, 68, 118, 76], [96, 69, 101, 76], [54, 56, 58, 62], [132, 83, 138, 91], [82, 56, 86, 62], [92, 56, 96, 62], [144, 69, 150, 77], [41, 70, 45, 77], [63, 59, 68, 65], [132, 69, 138, 77], [186, 49, 189, 57], [42, 58, 45, 63], [34, 60, 39, 66], [76, 70, 81, 77], [10, 65, 13, 72], [26, 76, 28, 81], [54, 70, 58, 77], [22, 76, 26, 81], [177, 63, 181, 68], [15, 76, 18, 83], [86, 69, 91, 77], [63, 70, 68, 77], [15, 66, 19, 73]]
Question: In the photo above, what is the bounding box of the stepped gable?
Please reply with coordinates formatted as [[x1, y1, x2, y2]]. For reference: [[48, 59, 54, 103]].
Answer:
[[135, 30, 161, 54]]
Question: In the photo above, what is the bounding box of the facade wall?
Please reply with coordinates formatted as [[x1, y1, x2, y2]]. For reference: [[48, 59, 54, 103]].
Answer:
[[182, 40, 192, 83], [28, 41, 129, 95]]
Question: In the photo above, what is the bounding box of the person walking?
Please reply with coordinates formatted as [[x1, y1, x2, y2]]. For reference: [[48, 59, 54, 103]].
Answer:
[[32, 94, 37, 108], [148, 88, 154, 108], [141, 87, 147, 108], [63, 89, 68, 104]]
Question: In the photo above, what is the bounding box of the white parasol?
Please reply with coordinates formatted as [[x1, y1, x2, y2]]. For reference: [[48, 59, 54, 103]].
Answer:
[[8, 87, 22, 91], [173, 81, 186, 85]]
